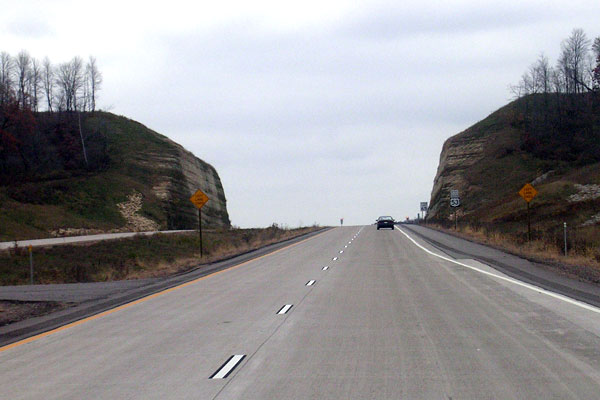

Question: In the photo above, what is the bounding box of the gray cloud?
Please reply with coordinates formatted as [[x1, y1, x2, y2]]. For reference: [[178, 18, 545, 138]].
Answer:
[[95, 2, 600, 227], [7, 17, 53, 38]]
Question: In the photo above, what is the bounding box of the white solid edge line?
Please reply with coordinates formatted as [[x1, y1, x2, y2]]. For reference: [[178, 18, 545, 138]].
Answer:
[[211, 355, 245, 379], [395, 226, 600, 314]]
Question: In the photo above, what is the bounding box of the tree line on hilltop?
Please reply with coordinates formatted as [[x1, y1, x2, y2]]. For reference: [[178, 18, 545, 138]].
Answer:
[[511, 29, 600, 164], [0, 51, 108, 183], [1, 51, 102, 112]]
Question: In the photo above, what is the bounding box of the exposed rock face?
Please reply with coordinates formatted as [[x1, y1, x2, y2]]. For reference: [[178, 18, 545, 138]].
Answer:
[[117, 191, 160, 231], [142, 141, 230, 229], [428, 130, 488, 220], [107, 114, 231, 230], [164, 142, 230, 229], [568, 184, 600, 203]]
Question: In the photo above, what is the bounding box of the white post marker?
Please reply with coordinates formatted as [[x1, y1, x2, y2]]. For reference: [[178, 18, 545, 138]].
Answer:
[[564, 222, 568, 256], [28, 245, 34, 285]]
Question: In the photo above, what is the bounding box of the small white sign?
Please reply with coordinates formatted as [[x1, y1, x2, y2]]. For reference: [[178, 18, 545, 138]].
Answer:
[[420, 202, 428, 212], [450, 189, 459, 199], [450, 198, 460, 207]]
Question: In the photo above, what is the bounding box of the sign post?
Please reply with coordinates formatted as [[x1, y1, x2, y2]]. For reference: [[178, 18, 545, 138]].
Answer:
[[563, 222, 568, 256], [450, 190, 460, 230], [420, 202, 428, 222], [28, 245, 33, 285], [190, 189, 210, 257], [518, 183, 538, 242]]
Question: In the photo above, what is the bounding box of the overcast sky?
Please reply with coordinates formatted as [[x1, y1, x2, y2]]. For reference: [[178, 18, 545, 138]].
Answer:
[[2, 0, 599, 227]]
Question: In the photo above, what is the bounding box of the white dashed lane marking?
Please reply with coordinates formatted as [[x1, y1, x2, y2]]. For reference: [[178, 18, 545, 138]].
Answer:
[[277, 304, 293, 315], [210, 355, 246, 379]]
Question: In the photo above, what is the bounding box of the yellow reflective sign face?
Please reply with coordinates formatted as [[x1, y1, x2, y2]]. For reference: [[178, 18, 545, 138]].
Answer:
[[190, 189, 209, 209], [518, 183, 538, 203]]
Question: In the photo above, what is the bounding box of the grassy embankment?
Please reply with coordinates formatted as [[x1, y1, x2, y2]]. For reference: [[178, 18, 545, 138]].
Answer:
[[0, 225, 322, 286]]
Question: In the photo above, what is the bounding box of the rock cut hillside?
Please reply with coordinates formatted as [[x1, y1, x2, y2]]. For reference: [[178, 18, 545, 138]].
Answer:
[[428, 94, 600, 235], [0, 112, 230, 240]]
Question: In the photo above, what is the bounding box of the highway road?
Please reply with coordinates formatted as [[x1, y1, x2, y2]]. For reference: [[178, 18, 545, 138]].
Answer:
[[2, 226, 600, 399]]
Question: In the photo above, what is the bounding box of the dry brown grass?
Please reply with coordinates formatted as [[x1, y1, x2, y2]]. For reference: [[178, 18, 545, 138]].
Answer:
[[1, 226, 323, 285], [427, 222, 600, 281]]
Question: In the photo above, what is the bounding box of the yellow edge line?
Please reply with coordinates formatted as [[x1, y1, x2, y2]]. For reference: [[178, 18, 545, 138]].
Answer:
[[0, 229, 331, 353]]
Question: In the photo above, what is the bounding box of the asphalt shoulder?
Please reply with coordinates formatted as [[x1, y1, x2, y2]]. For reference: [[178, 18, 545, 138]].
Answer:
[[402, 224, 600, 308]]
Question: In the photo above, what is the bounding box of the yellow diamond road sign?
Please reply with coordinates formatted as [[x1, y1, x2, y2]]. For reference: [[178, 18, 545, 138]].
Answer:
[[190, 189, 209, 209], [518, 183, 538, 203]]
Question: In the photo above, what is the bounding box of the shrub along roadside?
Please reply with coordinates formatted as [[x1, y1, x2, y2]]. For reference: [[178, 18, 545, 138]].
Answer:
[[0, 226, 321, 285]]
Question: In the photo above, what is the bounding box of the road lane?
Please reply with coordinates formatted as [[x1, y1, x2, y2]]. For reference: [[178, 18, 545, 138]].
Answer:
[[216, 226, 600, 399], [2, 225, 600, 399], [1, 227, 358, 399]]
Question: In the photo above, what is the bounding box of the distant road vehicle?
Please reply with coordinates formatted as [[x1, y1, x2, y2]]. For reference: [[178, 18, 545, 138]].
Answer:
[[376, 216, 395, 230]]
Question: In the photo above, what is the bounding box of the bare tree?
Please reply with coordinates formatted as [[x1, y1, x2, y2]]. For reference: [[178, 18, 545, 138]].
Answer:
[[70, 57, 84, 111], [29, 58, 42, 111], [15, 50, 31, 108], [0, 51, 13, 105], [55, 57, 84, 111], [42, 57, 54, 112], [559, 28, 591, 93], [592, 37, 600, 90], [85, 56, 102, 111], [534, 54, 552, 94]]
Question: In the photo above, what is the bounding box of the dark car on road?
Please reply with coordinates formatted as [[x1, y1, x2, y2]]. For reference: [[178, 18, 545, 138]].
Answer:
[[376, 216, 395, 230]]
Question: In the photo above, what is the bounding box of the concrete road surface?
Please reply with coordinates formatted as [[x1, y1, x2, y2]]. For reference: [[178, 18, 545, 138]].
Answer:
[[2, 226, 600, 399]]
